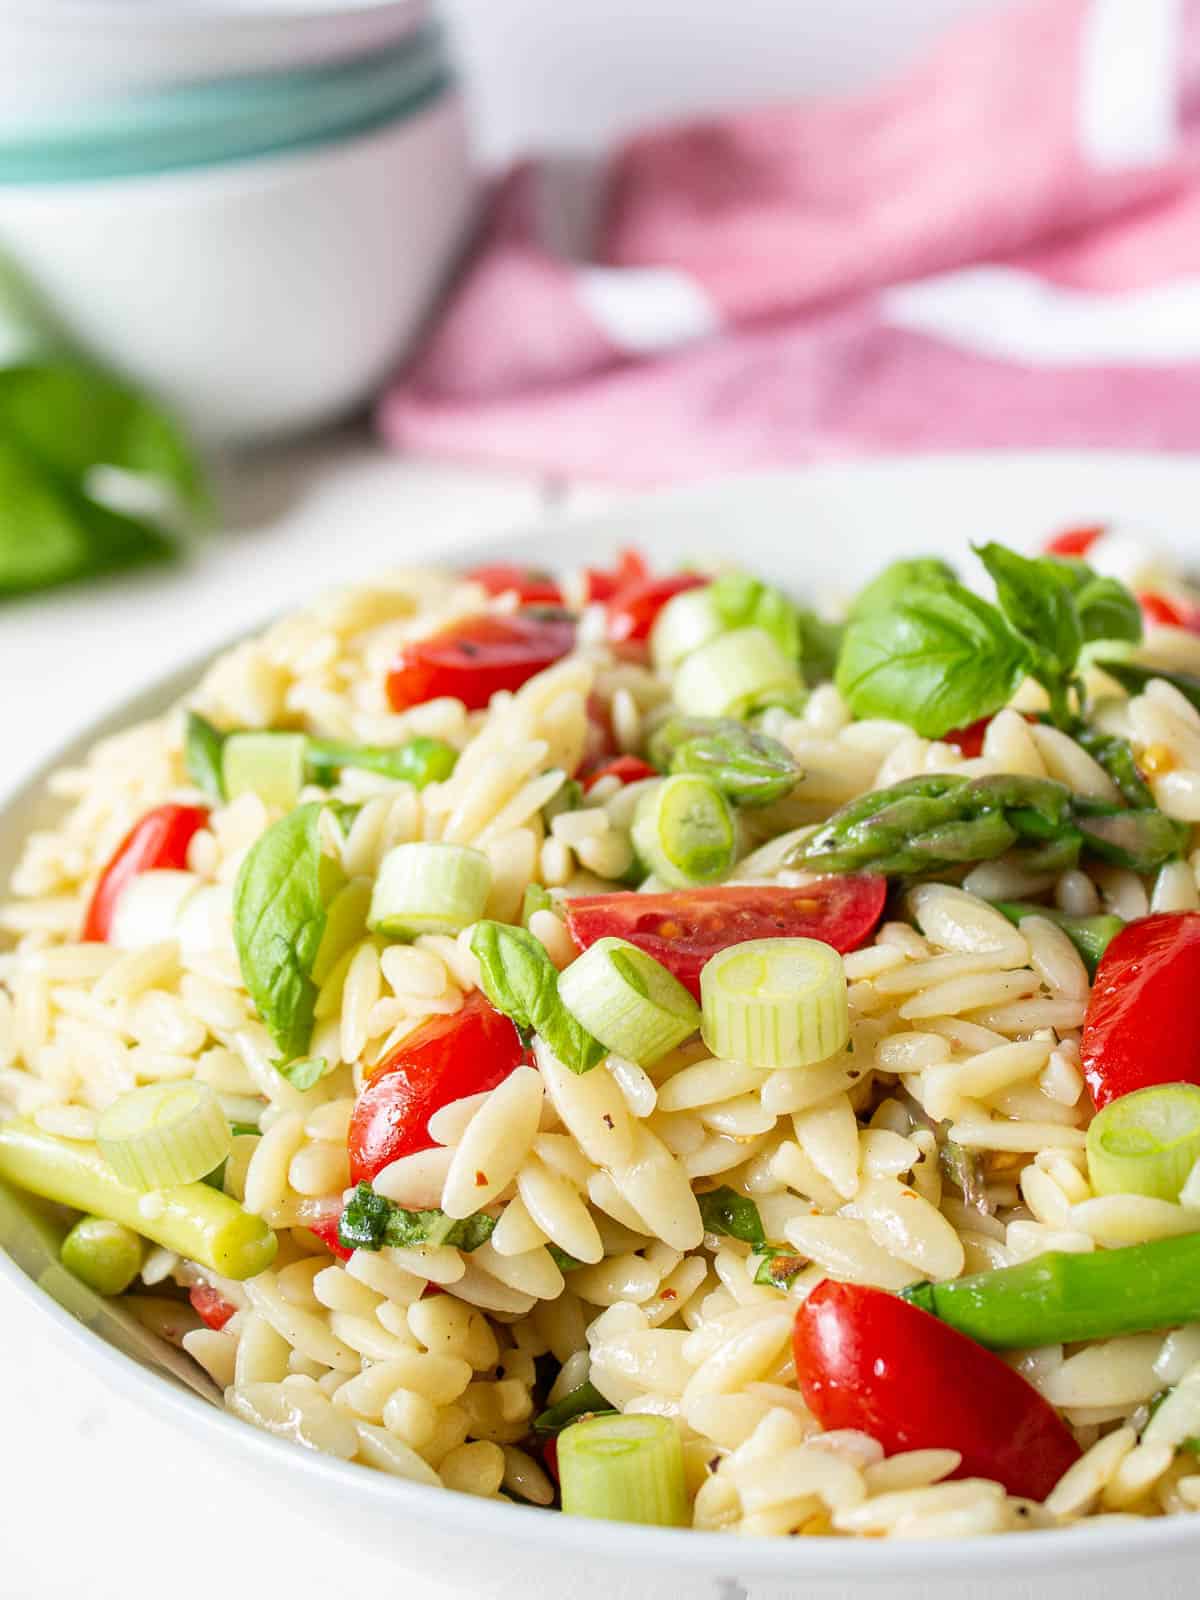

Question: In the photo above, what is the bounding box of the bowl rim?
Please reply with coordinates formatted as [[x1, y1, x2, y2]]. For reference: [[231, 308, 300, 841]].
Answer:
[[3, 468, 1200, 1578]]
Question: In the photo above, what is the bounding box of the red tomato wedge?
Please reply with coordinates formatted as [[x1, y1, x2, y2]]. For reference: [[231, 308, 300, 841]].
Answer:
[[348, 992, 527, 1185], [305, 1210, 353, 1261], [189, 1284, 236, 1331], [607, 573, 708, 646], [82, 803, 210, 942], [581, 756, 658, 792], [583, 548, 651, 605], [466, 563, 563, 605], [564, 878, 887, 1000], [1044, 524, 1104, 559], [1081, 912, 1200, 1109], [793, 1282, 1080, 1501], [387, 612, 576, 713], [943, 717, 991, 759], [1140, 591, 1200, 632]]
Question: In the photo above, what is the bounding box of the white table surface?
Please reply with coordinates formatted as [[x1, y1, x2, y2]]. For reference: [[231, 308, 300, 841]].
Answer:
[[0, 440, 611, 1600]]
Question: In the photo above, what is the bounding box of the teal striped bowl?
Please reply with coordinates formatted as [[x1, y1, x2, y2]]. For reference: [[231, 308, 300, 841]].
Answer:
[[0, 16, 453, 184]]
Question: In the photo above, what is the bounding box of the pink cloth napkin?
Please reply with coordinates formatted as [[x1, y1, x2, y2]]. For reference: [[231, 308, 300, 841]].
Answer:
[[381, 0, 1200, 484]]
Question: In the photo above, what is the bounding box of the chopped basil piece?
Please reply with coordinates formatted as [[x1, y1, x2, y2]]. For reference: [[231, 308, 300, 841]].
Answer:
[[471, 920, 605, 1075], [697, 1186, 766, 1246], [184, 711, 227, 803], [338, 1182, 497, 1254], [751, 1244, 806, 1290], [276, 1055, 333, 1092], [533, 1380, 615, 1435]]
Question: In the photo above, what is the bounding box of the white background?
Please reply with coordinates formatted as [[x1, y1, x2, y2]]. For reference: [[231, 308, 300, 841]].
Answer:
[[4, 5, 1008, 1598]]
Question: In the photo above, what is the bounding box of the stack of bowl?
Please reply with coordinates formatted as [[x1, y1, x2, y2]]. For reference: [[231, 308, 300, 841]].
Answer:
[[0, 0, 476, 441]]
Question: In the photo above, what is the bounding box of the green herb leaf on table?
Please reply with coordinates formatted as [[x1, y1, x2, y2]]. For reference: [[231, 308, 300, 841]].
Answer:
[[233, 802, 337, 1063], [697, 1186, 766, 1246], [0, 361, 208, 598], [337, 1182, 497, 1253], [471, 921, 605, 1074], [836, 582, 1032, 738], [185, 712, 227, 803]]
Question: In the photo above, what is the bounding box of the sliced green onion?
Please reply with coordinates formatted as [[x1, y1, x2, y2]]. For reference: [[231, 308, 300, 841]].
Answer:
[[673, 626, 800, 719], [700, 937, 848, 1070], [558, 936, 700, 1066], [558, 1413, 688, 1526], [367, 842, 491, 939], [0, 1118, 276, 1280], [1087, 1084, 1200, 1202], [311, 876, 372, 986], [631, 775, 736, 887], [223, 732, 308, 810], [97, 1083, 232, 1190], [649, 584, 721, 671], [60, 1215, 145, 1296], [305, 734, 457, 789]]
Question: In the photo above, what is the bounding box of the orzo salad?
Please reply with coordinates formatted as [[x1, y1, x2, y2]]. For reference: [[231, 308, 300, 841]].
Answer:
[[9, 527, 1200, 1537]]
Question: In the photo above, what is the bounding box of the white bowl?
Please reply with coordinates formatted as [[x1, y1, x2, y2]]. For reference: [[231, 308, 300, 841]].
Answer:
[[0, 97, 475, 443], [5, 458, 1200, 1599], [0, 0, 431, 112]]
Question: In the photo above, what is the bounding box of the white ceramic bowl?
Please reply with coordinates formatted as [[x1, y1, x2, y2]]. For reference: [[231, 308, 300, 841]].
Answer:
[[1, 0, 431, 112], [5, 459, 1200, 1599], [0, 98, 474, 443]]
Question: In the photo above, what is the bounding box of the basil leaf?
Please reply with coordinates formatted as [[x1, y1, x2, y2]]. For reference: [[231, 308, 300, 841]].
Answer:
[[233, 802, 333, 1061], [185, 712, 227, 803], [752, 1245, 806, 1290], [796, 610, 844, 684], [1044, 559, 1142, 649], [697, 1186, 766, 1246], [533, 1380, 615, 1435], [975, 543, 1082, 698], [0, 360, 208, 599], [710, 572, 800, 660], [337, 1182, 496, 1253], [277, 1055, 332, 1092], [836, 582, 1032, 738], [470, 921, 605, 1074], [848, 558, 957, 621], [547, 1245, 584, 1273]]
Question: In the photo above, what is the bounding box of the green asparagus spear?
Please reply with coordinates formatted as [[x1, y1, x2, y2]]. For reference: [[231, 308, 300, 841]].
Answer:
[[789, 772, 1186, 879], [1071, 728, 1155, 808], [0, 1118, 276, 1280], [646, 716, 799, 806], [303, 734, 458, 788], [989, 902, 1124, 976], [903, 1232, 1200, 1349]]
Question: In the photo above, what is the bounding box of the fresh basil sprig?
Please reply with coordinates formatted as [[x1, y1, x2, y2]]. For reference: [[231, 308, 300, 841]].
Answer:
[[470, 920, 605, 1074], [338, 1182, 496, 1253], [233, 802, 342, 1062], [836, 544, 1142, 737]]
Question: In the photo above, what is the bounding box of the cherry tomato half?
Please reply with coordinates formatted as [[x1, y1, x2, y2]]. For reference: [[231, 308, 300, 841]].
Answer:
[[1081, 912, 1200, 1108], [793, 1281, 1080, 1501], [580, 756, 659, 792], [943, 717, 991, 759], [564, 878, 887, 1000], [82, 803, 211, 942], [466, 563, 563, 606], [348, 992, 527, 1185], [189, 1283, 236, 1331], [584, 548, 650, 605], [387, 612, 577, 713], [607, 574, 708, 646], [1044, 524, 1104, 559]]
